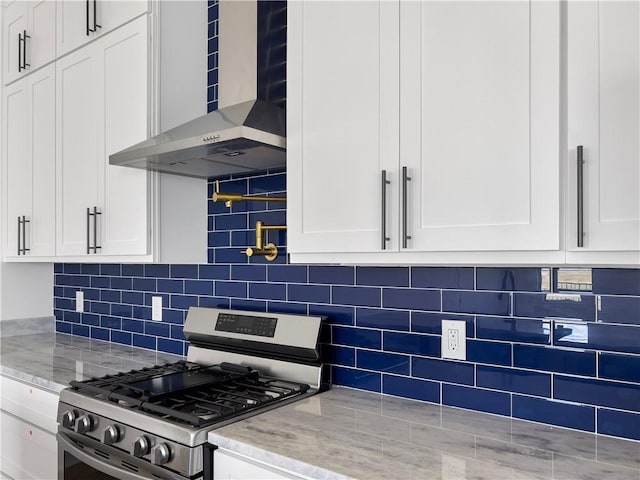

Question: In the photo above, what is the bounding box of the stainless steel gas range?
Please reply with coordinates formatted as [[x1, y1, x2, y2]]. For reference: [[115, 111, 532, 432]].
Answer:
[[56, 307, 327, 480]]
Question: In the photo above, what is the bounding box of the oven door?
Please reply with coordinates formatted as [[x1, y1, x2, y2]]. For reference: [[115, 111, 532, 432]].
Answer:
[[57, 431, 192, 480]]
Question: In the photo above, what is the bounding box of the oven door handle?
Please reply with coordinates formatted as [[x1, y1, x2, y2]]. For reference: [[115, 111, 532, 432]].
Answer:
[[57, 432, 184, 480]]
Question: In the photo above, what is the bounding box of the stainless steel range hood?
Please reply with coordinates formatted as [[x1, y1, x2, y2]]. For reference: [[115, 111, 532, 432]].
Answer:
[[109, 1, 285, 179]]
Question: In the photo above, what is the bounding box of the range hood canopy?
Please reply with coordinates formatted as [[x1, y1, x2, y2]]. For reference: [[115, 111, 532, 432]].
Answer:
[[109, 1, 286, 179]]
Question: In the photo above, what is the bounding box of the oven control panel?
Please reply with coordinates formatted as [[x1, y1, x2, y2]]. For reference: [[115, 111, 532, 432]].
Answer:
[[215, 313, 277, 338]]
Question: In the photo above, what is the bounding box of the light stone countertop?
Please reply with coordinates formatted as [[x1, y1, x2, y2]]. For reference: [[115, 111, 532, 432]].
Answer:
[[209, 387, 640, 480]]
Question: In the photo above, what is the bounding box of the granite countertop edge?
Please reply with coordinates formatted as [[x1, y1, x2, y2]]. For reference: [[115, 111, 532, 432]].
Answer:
[[0, 364, 67, 393]]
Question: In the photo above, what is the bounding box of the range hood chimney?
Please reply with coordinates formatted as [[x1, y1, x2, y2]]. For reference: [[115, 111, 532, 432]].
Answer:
[[109, 1, 286, 179]]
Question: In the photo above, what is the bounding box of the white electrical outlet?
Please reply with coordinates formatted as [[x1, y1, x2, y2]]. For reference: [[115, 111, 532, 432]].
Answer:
[[152, 296, 163, 321], [75, 291, 84, 313], [442, 320, 466, 360]]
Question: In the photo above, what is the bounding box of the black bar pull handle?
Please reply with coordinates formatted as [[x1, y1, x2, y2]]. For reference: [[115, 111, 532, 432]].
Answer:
[[17, 32, 23, 72], [93, 0, 101, 31], [86, 0, 91, 35], [86, 207, 91, 253], [402, 166, 412, 249], [577, 145, 584, 247], [17, 216, 22, 255], [93, 206, 102, 252], [22, 30, 30, 69], [22, 216, 30, 254], [381, 170, 391, 249]]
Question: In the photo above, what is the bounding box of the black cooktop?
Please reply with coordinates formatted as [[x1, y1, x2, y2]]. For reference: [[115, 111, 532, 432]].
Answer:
[[69, 361, 310, 428]]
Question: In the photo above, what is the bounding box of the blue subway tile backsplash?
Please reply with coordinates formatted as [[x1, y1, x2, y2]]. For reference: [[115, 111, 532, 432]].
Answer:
[[50, 4, 640, 441]]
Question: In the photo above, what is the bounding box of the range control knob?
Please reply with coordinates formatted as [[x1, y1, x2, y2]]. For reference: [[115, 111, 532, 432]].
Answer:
[[133, 436, 150, 457], [61, 410, 76, 430], [102, 425, 121, 445], [151, 443, 171, 465], [74, 415, 95, 434]]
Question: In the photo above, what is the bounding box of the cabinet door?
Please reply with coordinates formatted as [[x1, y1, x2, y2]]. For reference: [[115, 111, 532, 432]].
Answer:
[[287, 1, 400, 253], [214, 449, 306, 480], [27, 0, 56, 71], [2, 79, 29, 257], [97, 15, 149, 256], [97, 0, 148, 36], [401, 1, 560, 252], [567, 1, 640, 255], [56, 44, 100, 256], [2, 0, 28, 85]]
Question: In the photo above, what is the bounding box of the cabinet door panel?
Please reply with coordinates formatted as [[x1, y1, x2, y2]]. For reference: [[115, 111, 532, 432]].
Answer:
[[56, 0, 87, 57], [401, 1, 560, 251], [56, 48, 99, 256], [567, 1, 639, 253], [97, 0, 148, 35], [2, 1, 28, 85], [98, 16, 149, 255], [28, 0, 56, 70], [288, 1, 399, 253]]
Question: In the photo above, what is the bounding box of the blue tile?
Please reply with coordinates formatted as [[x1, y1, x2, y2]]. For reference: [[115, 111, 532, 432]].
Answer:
[[599, 353, 640, 383], [411, 312, 474, 336], [199, 297, 229, 310], [111, 331, 132, 345], [54, 264, 63, 273], [215, 213, 247, 230], [229, 299, 267, 312], [356, 267, 409, 287], [231, 265, 266, 281], [209, 231, 230, 247], [477, 316, 551, 344], [64, 311, 80, 323], [80, 264, 100, 275], [598, 409, 640, 441], [514, 345, 596, 376], [357, 351, 410, 375], [308, 266, 354, 285], [72, 324, 89, 337], [248, 210, 286, 227], [158, 279, 184, 294], [599, 296, 640, 325], [111, 277, 133, 290], [101, 264, 121, 276], [145, 264, 169, 278], [133, 306, 152, 321], [171, 264, 199, 279], [145, 321, 170, 337], [56, 321, 72, 334], [208, 248, 215, 263], [230, 231, 251, 248], [158, 338, 184, 356], [442, 385, 511, 416], [71, 276, 91, 287], [513, 396, 595, 432], [288, 284, 330, 303], [383, 332, 440, 357], [170, 325, 186, 341], [214, 248, 249, 264], [133, 278, 156, 292], [249, 173, 286, 193], [122, 264, 144, 276], [83, 288, 100, 301], [163, 309, 185, 324], [101, 290, 121, 303], [199, 264, 230, 280], [215, 281, 247, 298], [412, 358, 474, 385], [133, 334, 156, 350], [268, 265, 307, 283], [592, 268, 640, 295], [55, 275, 71, 286], [111, 304, 133, 318], [383, 375, 440, 403], [554, 375, 640, 412], [554, 321, 640, 354], [514, 293, 596, 320], [476, 268, 542, 292], [122, 291, 144, 305], [90, 302, 110, 315], [121, 319, 144, 333], [101, 316, 121, 329], [333, 286, 381, 308], [326, 345, 355, 367], [356, 308, 409, 331], [477, 366, 551, 397], [467, 340, 512, 366], [267, 302, 307, 315], [249, 283, 286, 301], [81, 313, 100, 326], [411, 267, 474, 290], [332, 326, 381, 349], [443, 291, 510, 316], [54, 298, 73, 310], [382, 288, 440, 311], [91, 276, 110, 288], [185, 280, 214, 296], [332, 367, 380, 393], [171, 295, 199, 310], [90, 327, 109, 341], [309, 304, 354, 326], [64, 264, 81, 274]]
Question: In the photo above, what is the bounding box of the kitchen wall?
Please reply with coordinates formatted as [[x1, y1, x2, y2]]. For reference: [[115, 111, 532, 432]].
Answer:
[[53, 1, 640, 442]]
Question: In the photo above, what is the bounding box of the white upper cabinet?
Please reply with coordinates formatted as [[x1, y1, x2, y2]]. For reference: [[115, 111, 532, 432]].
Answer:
[[56, 0, 148, 57], [2, 64, 56, 258], [566, 1, 640, 264], [2, 0, 56, 85]]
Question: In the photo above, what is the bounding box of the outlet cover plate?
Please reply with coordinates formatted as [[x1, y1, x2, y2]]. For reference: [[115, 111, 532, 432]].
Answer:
[[152, 296, 163, 321], [75, 291, 84, 313], [442, 319, 466, 360]]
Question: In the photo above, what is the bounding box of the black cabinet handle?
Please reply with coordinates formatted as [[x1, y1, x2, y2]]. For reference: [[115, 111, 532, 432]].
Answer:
[[86, 207, 91, 253], [22, 30, 30, 70], [17, 32, 22, 72], [86, 0, 90, 35], [22, 216, 30, 254], [577, 145, 585, 247], [402, 166, 412, 248], [87, 207, 102, 254], [381, 170, 390, 249], [93, 0, 101, 31], [17, 216, 22, 255]]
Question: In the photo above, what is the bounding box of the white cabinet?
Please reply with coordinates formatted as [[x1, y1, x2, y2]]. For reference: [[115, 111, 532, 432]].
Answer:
[[56, 15, 148, 257], [56, 0, 148, 57], [214, 448, 307, 480], [566, 0, 640, 265], [2, 0, 56, 85], [2, 63, 56, 258], [288, 0, 562, 264]]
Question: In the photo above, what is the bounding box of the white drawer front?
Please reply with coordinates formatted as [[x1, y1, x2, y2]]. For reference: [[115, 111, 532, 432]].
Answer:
[[0, 376, 59, 433]]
